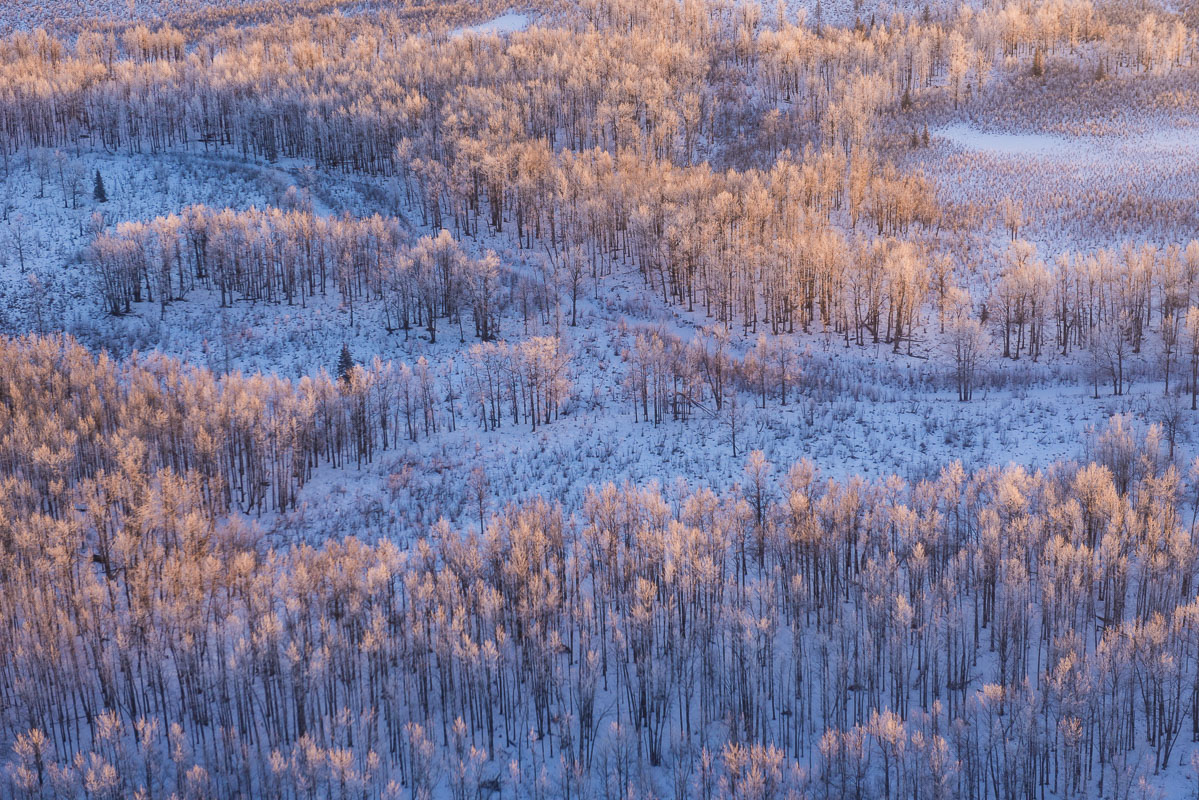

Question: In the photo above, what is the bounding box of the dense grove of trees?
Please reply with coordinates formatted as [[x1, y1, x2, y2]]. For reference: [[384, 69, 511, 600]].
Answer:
[[85, 206, 524, 341], [89, 206, 403, 316], [7, 0, 1175, 399], [1, 334, 1198, 799], [84, 199, 1199, 409], [0, 0, 517, 41], [0, 334, 571, 518]]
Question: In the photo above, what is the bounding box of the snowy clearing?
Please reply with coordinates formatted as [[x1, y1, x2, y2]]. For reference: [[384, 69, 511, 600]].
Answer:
[[449, 11, 532, 38], [935, 123, 1077, 158], [937, 120, 1199, 160]]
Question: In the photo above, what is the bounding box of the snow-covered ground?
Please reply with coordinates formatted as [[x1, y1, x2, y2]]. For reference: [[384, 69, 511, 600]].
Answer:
[[936, 124, 1076, 158], [2, 138, 1193, 551], [910, 111, 1199, 248], [936, 120, 1199, 161], [449, 11, 532, 38]]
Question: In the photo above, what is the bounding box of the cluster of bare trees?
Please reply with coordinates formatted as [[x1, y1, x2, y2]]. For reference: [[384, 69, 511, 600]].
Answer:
[[466, 335, 572, 432], [974, 238, 1199, 399], [2, 0, 517, 38], [992, 240, 1199, 361], [408, 140, 940, 350], [621, 324, 801, 425], [85, 196, 1199, 410], [1, 337, 1197, 799], [0, 334, 566, 516], [88, 206, 402, 316], [0, 0, 1188, 165], [85, 207, 519, 340]]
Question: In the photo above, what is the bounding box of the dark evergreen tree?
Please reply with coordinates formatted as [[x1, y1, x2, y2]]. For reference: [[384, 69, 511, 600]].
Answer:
[[93, 170, 107, 203], [337, 342, 355, 383]]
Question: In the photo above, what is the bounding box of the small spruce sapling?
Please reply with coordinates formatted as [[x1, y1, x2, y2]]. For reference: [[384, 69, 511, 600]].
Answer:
[[337, 343, 355, 384], [93, 170, 108, 203]]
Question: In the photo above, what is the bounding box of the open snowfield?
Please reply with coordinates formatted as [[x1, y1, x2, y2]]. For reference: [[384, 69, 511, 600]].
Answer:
[[938, 119, 1199, 157], [449, 11, 533, 37], [921, 119, 1199, 246], [2, 2, 1199, 799]]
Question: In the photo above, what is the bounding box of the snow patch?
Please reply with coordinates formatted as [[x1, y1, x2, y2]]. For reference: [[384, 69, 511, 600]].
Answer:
[[936, 123, 1074, 157], [936, 120, 1199, 160], [450, 12, 531, 39]]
